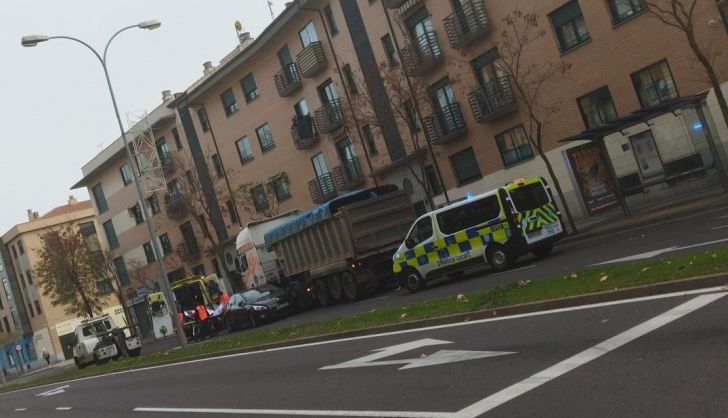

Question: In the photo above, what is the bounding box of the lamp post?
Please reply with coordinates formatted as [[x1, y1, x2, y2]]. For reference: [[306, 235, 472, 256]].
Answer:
[[22, 21, 188, 348]]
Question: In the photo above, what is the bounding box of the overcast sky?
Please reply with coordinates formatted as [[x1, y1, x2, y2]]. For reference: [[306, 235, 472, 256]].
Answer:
[[0, 0, 288, 234]]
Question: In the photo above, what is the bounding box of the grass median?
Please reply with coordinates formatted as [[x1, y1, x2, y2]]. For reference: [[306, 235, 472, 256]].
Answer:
[[4, 246, 728, 392]]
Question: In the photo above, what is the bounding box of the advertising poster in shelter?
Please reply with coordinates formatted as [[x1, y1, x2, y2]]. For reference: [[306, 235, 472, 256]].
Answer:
[[567, 142, 619, 215]]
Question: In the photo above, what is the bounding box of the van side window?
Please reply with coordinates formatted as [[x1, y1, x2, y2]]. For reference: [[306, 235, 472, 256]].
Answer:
[[437, 196, 501, 235], [406, 217, 433, 248]]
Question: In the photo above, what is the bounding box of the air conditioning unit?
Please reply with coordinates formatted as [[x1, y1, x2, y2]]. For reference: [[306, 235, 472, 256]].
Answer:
[[223, 248, 239, 272]]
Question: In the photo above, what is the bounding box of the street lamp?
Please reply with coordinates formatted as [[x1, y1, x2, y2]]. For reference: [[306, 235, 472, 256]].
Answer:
[[21, 20, 188, 348]]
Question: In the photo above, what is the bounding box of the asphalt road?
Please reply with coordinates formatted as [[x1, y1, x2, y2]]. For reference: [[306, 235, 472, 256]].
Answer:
[[2, 287, 726, 417]]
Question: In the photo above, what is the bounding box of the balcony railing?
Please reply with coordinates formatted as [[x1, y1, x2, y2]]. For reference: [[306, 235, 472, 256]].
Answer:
[[423, 102, 467, 145], [314, 99, 344, 134], [296, 41, 327, 78], [274, 63, 302, 97], [164, 193, 187, 220], [383, 0, 408, 8], [176, 242, 200, 263], [332, 158, 364, 191], [159, 151, 174, 173], [444, 0, 491, 48], [290, 114, 319, 149], [308, 172, 337, 203], [467, 76, 518, 123], [402, 31, 444, 77]]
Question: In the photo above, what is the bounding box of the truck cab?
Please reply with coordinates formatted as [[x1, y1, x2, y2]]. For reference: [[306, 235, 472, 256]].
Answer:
[[72, 315, 141, 369]]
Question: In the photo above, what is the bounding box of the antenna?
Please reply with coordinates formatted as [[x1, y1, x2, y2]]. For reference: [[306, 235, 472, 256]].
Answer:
[[268, 0, 275, 21]]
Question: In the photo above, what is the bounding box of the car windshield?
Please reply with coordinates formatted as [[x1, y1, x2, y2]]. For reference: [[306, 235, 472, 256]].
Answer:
[[241, 289, 265, 303], [509, 183, 550, 212], [81, 326, 93, 337]]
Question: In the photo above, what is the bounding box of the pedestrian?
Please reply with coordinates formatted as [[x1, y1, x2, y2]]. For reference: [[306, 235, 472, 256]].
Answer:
[[194, 298, 210, 340], [42, 348, 50, 366]]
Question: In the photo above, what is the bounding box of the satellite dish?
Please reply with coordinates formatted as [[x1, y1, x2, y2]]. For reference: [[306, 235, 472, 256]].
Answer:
[[234, 21, 243, 31]]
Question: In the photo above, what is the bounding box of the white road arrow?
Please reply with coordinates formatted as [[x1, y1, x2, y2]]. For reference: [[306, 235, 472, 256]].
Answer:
[[320, 338, 516, 371], [590, 246, 679, 266], [35, 385, 69, 397]]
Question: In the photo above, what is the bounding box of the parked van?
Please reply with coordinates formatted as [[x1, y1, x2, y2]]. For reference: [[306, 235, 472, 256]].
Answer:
[[393, 177, 563, 291]]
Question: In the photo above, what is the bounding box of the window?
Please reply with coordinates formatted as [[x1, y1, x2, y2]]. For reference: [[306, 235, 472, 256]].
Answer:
[[167, 179, 182, 196], [18, 241, 24, 255], [156, 138, 171, 168], [197, 108, 210, 132], [147, 195, 161, 215], [425, 165, 442, 196], [550, 1, 590, 52], [509, 183, 550, 212], [495, 125, 534, 167], [272, 175, 291, 201], [113, 257, 129, 286], [120, 164, 133, 186], [577, 87, 618, 129], [212, 154, 224, 178], [26, 270, 32, 285], [19, 272, 25, 288], [28, 303, 34, 318], [192, 265, 206, 276], [404, 100, 418, 134], [185, 170, 194, 186], [299, 21, 319, 48], [450, 147, 482, 185], [251, 185, 269, 212], [2, 317, 10, 333], [143, 242, 156, 263], [198, 215, 210, 237], [631, 60, 678, 108], [159, 233, 173, 256], [96, 280, 112, 295], [240, 73, 260, 103], [180, 221, 200, 257], [220, 88, 239, 116], [226, 200, 239, 224], [172, 127, 183, 150], [92, 183, 108, 213], [256, 123, 276, 152], [129, 204, 144, 224], [103, 220, 119, 249], [405, 216, 433, 248], [212, 258, 222, 278], [323, 4, 339, 36], [362, 125, 378, 155], [342, 64, 358, 94], [382, 34, 398, 67], [607, 0, 645, 24], [436, 195, 501, 235], [236, 137, 254, 164], [79, 221, 96, 238]]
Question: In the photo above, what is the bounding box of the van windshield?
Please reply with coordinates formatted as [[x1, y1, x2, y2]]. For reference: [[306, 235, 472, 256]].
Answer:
[[509, 183, 549, 212]]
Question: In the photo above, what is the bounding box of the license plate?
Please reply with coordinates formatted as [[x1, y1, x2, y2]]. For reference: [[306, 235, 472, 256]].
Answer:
[[542, 221, 563, 236]]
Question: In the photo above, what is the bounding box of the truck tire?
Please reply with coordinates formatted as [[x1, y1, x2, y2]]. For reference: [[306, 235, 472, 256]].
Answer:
[[487, 244, 514, 272], [313, 278, 333, 307], [341, 271, 362, 301], [531, 242, 554, 258], [74, 357, 86, 370], [403, 268, 425, 292], [127, 348, 141, 358], [94, 354, 109, 366], [327, 274, 345, 303]]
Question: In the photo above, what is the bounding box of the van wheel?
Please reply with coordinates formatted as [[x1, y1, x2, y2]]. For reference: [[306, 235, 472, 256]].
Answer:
[[403, 269, 425, 292], [327, 274, 345, 302], [341, 271, 362, 301], [532, 243, 554, 258], [313, 278, 333, 307], [488, 245, 513, 272], [74, 357, 85, 370]]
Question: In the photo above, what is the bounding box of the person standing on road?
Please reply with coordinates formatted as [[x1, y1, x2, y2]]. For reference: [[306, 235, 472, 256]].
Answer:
[[42, 348, 50, 366], [194, 298, 210, 340]]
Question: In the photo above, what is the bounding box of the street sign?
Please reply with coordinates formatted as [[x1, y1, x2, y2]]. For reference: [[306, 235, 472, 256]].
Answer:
[[320, 338, 516, 371]]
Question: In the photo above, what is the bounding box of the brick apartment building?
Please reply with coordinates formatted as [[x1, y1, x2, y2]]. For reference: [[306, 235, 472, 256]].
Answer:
[[75, 0, 728, 297]]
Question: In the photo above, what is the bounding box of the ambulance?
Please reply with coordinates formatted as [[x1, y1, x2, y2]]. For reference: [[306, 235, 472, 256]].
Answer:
[[393, 177, 564, 291]]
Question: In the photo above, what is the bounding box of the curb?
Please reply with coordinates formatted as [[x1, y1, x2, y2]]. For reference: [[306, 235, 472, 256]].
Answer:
[[10, 273, 725, 390]]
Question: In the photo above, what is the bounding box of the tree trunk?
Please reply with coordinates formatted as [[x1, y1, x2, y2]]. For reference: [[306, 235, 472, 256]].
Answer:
[[535, 122, 578, 234]]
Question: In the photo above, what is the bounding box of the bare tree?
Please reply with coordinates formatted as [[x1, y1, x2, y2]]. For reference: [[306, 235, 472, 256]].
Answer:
[[87, 249, 134, 329], [235, 177, 284, 221], [495, 10, 578, 232], [642, 0, 728, 188]]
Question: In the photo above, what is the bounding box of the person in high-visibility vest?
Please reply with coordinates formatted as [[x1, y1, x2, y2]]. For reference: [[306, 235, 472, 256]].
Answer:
[[194, 298, 210, 340]]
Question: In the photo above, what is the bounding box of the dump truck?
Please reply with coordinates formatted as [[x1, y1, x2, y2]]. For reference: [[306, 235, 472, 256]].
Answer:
[[263, 186, 415, 306]]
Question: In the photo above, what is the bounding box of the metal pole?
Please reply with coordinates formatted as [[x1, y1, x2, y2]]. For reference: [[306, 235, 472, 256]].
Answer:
[[695, 103, 728, 192]]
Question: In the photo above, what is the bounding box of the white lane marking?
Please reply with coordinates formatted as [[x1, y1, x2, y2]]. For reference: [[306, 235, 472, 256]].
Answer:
[[35, 385, 69, 397], [456, 292, 727, 418], [591, 237, 728, 266], [679, 237, 728, 250], [14, 408, 27, 411], [56, 407, 72, 410], [710, 225, 728, 230], [133, 407, 451, 417], [715, 214, 728, 220], [489, 264, 536, 277], [4, 285, 727, 397], [320, 339, 515, 370]]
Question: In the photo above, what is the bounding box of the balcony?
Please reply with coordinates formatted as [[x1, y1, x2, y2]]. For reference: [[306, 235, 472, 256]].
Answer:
[[308, 172, 337, 203], [296, 41, 327, 78], [274, 63, 302, 97], [290, 114, 319, 149], [444, 0, 491, 48], [314, 99, 344, 134], [176, 242, 200, 263], [159, 151, 174, 174], [164, 193, 187, 220], [332, 158, 365, 191], [423, 102, 467, 145], [467, 76, 518, 123], [383, 0, 408, 8], [401, 31, 444, 77]]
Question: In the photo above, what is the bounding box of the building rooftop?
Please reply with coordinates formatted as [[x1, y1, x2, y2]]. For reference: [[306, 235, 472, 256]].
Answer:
[[39, 200, 92, 220]]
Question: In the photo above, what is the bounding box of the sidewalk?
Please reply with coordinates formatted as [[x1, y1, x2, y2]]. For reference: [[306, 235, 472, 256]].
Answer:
[[4, 359, 74, 386], [560, 189, 728, 245]]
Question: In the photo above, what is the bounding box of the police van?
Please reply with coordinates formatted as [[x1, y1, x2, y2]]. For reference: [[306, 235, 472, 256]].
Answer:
[[393, 177, 564, 291]]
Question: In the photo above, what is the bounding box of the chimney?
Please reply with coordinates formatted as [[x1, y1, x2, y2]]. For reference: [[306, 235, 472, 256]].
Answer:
[[238, 32, 254, 49], [27, 209, 36, 222], [203, 61, 215, 75], [68, 195, 78, 206], [162, 90, 173, 102]]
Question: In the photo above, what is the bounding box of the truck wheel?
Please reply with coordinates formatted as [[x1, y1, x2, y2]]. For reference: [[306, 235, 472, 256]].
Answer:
[[313, 278, 333, 307], [74, 357, 86, 370], [487, 244, 514, 272], [127, 348, 141, 358], [327, 274, 345, 302], [531, 242, 554, 258], [403, 268, 425, 292], [341, 271, 362, 301], [94, 354, 108, 366]]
